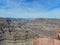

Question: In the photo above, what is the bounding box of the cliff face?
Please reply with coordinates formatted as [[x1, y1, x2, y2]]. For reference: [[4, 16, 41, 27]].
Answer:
[[0, 18, 60, 45]]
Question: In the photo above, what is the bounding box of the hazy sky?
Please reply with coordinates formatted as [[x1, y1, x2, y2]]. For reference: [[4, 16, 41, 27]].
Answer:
[[0, 0, 60, 18]]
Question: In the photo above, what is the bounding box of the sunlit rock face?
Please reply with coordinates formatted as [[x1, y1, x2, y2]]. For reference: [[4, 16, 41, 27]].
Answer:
[[33, 38, 60, 45]]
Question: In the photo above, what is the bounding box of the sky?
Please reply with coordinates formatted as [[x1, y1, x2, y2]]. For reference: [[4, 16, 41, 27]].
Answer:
[[0, 0, 60, 18]]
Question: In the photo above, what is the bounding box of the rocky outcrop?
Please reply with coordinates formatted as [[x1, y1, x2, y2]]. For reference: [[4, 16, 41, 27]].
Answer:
[[33, 38, 60, 45]]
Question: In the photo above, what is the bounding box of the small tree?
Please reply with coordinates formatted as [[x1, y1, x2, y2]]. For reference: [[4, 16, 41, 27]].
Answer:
[[25, 31, 29, 41], [6, 18, 12, 35]]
